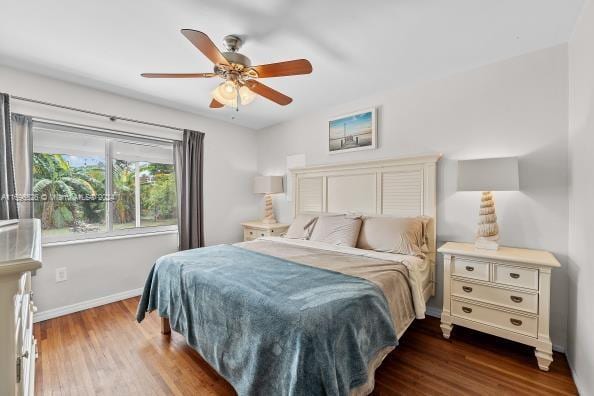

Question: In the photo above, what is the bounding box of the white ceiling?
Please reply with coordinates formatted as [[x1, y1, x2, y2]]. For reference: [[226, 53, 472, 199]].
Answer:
[[0, 0, 584, 130]]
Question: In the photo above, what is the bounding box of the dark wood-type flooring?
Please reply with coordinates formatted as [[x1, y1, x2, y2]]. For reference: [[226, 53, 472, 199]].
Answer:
[[34, 297, 577, 395]]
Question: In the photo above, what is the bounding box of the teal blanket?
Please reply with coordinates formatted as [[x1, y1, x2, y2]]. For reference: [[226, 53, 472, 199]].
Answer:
[[137, 245, 397, 396]]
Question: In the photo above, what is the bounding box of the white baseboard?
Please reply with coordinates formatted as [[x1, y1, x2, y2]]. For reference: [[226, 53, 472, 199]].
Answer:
[[424, 305, 566, 353], [34, 288, 143, 323]]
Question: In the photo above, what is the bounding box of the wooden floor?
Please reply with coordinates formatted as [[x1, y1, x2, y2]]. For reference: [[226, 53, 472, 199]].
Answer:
[[34, 297, 577, 395]]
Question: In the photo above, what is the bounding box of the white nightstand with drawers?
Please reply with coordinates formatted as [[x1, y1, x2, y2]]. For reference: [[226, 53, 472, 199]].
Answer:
[[438, 242, 560, 371], [241, 221, 289, 242]]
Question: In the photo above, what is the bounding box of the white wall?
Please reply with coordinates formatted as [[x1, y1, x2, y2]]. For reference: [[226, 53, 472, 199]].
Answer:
[[0, 65, 260, 314], [257, 45, 570, 349], [568, 0, 594, 393]]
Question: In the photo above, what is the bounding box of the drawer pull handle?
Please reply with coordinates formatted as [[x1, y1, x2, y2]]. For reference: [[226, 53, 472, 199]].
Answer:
[[249, 231, 253, 235], [261, 233, 265, 237], [462, 286, 473, 293], [465, 266, 475, 272], [510, 273, 520, 279], [510, 296, 523, 303], [462, 307, 472, 314], [510, 318, 523, 326]]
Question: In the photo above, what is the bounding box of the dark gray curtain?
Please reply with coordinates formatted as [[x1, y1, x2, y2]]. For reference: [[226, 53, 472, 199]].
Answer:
[[11, 114, 33, 218], [174, 129, 205, 250], [0, 93, 18, 220]]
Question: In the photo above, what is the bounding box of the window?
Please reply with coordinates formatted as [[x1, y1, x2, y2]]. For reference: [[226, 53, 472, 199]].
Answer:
[[32, 121, 177, 242], [111, 140, 177, 230]]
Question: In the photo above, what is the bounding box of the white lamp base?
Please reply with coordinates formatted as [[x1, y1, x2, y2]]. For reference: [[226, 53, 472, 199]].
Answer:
[[475, 235, 499, 251]]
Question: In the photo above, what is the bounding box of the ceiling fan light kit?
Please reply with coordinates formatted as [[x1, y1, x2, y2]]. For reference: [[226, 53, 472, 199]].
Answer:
[[141, 30, 312, 111], [211, 81, 256, 108]]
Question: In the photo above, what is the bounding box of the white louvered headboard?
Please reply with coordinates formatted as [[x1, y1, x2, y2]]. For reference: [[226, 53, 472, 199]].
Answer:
[[291, 154, 441, 297]]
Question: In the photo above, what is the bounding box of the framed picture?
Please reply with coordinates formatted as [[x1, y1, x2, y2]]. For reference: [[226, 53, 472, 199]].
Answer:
[[328, 108, 377, 154]]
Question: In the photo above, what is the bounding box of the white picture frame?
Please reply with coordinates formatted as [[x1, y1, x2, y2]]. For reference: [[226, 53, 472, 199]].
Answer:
[[328, 107, 377, 154]]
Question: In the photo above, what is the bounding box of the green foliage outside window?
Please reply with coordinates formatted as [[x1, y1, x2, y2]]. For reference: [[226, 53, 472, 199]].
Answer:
[[33, 153, 105, 231], [32, 153, 176, 235]]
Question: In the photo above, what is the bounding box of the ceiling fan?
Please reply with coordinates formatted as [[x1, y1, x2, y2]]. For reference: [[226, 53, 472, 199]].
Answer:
[[141, 30, 313, 109]]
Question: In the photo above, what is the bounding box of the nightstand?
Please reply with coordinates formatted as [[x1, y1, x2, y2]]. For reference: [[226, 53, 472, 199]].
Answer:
[[241, 221, 290, 242], [438, 242, 560, 371]]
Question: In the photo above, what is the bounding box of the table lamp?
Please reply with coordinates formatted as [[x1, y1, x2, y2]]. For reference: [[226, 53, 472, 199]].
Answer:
[[253, 175, 284, 224], [457, 157, 519, 250]]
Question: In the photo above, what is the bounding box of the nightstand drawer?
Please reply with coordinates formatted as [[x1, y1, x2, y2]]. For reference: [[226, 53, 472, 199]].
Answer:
[[244, 229, 271, 240], [452, 257, 490, 281], [494, 264, 538, 290], [451, 279, 538, 314], [452, 300, 537, 338], [243, 228, 274, 241]]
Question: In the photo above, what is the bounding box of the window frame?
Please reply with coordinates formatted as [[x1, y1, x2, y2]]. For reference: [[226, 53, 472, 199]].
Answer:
[[31, 120, 178, 244]]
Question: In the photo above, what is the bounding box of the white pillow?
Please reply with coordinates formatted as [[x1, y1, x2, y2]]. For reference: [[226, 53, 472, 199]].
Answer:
[[356, 216, 428, 257], [284, 215, 318, 239], [309, 214, 362, 247]]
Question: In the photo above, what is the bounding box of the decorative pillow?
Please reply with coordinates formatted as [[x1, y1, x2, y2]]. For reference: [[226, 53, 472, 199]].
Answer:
[[284, 214, 318, 239], [309, 214, 363, 247], [356, 216, 427, 257]]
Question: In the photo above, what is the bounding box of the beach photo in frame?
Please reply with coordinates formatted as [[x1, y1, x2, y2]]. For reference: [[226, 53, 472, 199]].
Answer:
[[328, 108, 377, 154]]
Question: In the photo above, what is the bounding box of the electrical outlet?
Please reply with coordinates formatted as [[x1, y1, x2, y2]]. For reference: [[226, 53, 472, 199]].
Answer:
[[55, 267, 67, 283]]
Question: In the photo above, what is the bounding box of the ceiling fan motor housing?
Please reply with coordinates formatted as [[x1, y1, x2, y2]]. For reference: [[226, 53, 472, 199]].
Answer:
[[222, 51, 251, 67], [219, 35, 251, 68]]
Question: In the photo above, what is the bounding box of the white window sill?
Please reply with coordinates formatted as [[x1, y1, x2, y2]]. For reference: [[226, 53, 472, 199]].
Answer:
[[42, 229, 178, 248]]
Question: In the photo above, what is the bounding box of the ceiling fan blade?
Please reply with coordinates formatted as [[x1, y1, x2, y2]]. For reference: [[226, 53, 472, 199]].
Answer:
[[245, 80, 292, 106], [181, 29, 229, 66], [209, 99, 224, 108], [251, 59, 313, 78], [141, 73, 217, 78]]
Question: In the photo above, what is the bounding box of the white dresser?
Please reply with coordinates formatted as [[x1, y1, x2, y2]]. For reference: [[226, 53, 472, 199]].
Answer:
[[0, 219, 42, 396], [438, 242, 560, 371]]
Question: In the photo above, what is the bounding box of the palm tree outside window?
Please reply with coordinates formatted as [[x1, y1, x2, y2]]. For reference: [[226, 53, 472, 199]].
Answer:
[[32, 122, 177, 243]]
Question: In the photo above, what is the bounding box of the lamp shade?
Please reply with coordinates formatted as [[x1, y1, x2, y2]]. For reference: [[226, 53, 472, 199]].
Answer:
[[253, 176, 284, 194], [457, 157, 519, 191]]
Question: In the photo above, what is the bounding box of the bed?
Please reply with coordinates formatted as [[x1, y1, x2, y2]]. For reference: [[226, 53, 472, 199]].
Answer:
[[137, 155, 440, 396]]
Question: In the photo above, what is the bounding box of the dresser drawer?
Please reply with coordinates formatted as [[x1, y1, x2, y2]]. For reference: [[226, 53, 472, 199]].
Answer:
[[451, 279, 538, 314], [452, 257, 490, 281], [494, 264, 538, 290], [452, 299, 537, 338]]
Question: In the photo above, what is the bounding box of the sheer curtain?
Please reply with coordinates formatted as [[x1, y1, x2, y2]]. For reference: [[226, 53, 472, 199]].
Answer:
[[174, 129, 205, 250], [0, 93, 18, 220], [11, 114, 33, 218]]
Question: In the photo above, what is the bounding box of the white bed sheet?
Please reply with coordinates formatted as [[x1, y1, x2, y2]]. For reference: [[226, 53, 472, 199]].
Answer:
[[259, 236, 430, 319]]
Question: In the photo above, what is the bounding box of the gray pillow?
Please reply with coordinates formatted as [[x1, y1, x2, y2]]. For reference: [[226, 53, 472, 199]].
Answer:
[[284, 214, 318, 239], [309, 214, 363, 247], [356, 216, 427, 257]]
